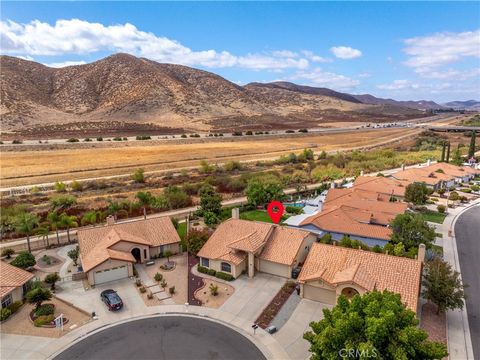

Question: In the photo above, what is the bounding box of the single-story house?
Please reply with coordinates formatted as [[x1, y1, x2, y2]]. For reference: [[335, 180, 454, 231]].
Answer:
[[197, 217, 316, 279], [352, 176, 409, 200], [78, 216, 181, 286], [298, 243, 424, 313], [1, 261, 35, 309]]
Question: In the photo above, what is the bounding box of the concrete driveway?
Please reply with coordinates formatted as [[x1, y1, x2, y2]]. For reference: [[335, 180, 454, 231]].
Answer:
[[274, 299, 331, 360], [56, 277, 146, 321], [220, 273, 285, 322]]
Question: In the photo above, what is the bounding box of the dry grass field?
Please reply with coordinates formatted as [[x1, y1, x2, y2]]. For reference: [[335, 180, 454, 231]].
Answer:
[[1, 128, 420, 187]]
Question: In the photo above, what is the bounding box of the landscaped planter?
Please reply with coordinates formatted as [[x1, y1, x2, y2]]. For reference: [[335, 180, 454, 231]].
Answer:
[[29, 304, 69, 328]]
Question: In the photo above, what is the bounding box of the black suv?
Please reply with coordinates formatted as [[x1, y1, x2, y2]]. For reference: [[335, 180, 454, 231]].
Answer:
[[100, 289, 123, 311]]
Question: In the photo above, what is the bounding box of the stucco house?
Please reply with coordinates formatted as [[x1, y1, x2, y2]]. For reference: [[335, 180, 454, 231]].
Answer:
[[352, 176, 409, 200], [0, 261, 35, 309], [298, 243, 424, 313], [197, 217, 316, 279], [78, 216, 181, 286]]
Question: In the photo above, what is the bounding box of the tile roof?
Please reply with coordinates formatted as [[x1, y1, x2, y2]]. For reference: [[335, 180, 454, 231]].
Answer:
[[298, 243, 422, 312], [0, 261, 35, 298], [390, 163, 475, 185], [300, 205, 393, 240], [78, 217, 181, 272], [353, 176, 409, 197], [198, 219, 311, 266]]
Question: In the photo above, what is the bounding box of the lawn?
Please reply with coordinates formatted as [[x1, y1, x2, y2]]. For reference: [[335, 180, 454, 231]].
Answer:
[[421, 210, 447, 224], [240, 210, 288, 223], [176, 222, 187, 239]]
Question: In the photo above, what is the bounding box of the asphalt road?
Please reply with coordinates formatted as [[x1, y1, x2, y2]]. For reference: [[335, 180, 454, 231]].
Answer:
[[54, 316, 266, 360], [455, 206, 480, 359]]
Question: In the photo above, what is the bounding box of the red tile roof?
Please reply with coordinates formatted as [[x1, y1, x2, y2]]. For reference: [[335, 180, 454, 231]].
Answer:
[[0, 261, 35, 298]]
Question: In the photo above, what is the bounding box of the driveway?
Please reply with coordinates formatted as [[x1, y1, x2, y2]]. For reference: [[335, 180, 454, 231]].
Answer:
[[274, 299, 331, 360], [220, 273, 284, 322], [55, 277, 146, 321], [455, 205, 480, 359]]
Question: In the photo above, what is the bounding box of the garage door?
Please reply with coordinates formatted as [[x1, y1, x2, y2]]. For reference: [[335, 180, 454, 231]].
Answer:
[[259, 260, 289, 278], [303, 284, 336, 305], [94, 265, 128, 285]]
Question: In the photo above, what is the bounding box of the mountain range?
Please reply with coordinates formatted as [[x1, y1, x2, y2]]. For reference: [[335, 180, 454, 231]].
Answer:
[[0, 53, 462, 136]]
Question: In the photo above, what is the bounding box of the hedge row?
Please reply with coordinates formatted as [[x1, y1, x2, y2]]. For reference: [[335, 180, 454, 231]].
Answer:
[[197, 265, 235, 281]]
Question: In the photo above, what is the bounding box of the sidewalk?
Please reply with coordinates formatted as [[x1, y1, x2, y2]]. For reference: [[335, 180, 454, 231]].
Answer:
[[434, 199, 478, 360]]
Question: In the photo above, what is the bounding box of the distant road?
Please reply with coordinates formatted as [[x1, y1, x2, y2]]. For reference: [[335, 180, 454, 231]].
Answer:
[[455, 206, 480, 360]]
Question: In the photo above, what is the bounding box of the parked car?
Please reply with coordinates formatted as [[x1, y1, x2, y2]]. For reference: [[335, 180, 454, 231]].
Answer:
[[100, 289, 123, 311]]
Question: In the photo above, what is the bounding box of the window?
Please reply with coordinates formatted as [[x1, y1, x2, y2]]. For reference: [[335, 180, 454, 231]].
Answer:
[[1, 293, 12, 309], [144, 249, 147, 259], [221, 262, 231, 273], [201, 258, 209, 267]]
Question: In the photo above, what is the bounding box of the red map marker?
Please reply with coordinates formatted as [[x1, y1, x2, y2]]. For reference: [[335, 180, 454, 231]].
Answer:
[[267, 201, 284, 224]]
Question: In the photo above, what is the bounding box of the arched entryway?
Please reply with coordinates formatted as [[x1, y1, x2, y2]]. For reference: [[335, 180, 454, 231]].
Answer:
[[131, 248, 141, 263], [341, 287, 359, 299]]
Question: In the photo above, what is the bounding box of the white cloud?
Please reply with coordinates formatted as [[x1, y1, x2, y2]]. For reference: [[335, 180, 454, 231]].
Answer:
[[292, 68, 360, 90], [330, 46, 362, 59], [45, 60, 87, 68], [358, 72, 371, 78], [301, 50, 332, 63], [377, 79, 420, 90], [403, 29, 480, 71], [0, 19, 312, 70]]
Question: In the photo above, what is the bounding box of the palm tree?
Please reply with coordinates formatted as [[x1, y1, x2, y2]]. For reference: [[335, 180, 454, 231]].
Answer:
[[59, 213, 78, 243], [81, 211, 97, 226], [14, 213, 39, 253], [107, 199, 122, 220], [36, 223, 51, 248], [136, 191, 154, 219], [47, 211, 61, 245]]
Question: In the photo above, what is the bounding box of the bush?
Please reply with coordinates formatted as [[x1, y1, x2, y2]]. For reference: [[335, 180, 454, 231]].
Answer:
[[12, 139, 22, 144], [437, 205, 446, 213], [1, 308, 12, 321], [169, 286, 175, 295], [319, 233, 332, 244], [139, 286, 146, 293], [113, 137, 122, 141], [84, 138, 92, 142], [181, 134, 187, 138], [132, 168, 145, 183], [135, 279, 142, 287], [96, 137, 103, 141], [215, 272, 234, 281], [471, 184, 480, 192], [198, 265, 209, 274], [285, 205, 303, 215], [209, 283, 219, 296], [460, 188, 472, 193], [160, 279, 167, 288], [147, 293, 153, 300], [70, 180, 83, 192], [136, 135, 151, 140], [298, 128, 308, 133], [11, 251, 36, 269], [1, 248, 15, 259], [154, 273, 163, 282], [232, 131, 243, 136], [245, 131, 253, 135], [54, 181, 67, 193], [35, 303, 55, 317], [8, 301, 23, 314], [33, 314, 54, 327], [285, 130, 295, 133], [207, 269, 216, 276], [66, 138, 79, 143]]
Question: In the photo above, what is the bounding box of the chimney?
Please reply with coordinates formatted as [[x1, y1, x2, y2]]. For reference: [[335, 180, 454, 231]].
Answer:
[[106, 215, 115, 226], [427, 159, 431, 167], [232, 208, 240, 219], [401, 164, 405, 171], [330, 182, 336, 189], [360, 170, 364, 176], [418, 243, 426, 263]]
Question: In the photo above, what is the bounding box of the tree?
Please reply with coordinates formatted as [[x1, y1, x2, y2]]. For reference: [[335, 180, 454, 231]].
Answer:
[[160, 186, 192, 209], [404, 182, 429, 205], [53, 181, 67, 193], [468, 130, 476, 158], [50, 194, 77, 211], [132, 168, 145, 183], [245, 177, 284, 207], [304, 290, 448, 360], [164, 250, 173, 263], [26, 287, 52, 310], [14, 213, 39, 253], [47, 211, 61, 245], [36, 224, 51, 248], [199, 184, 222, 216], [68, 245, 80, 266], [318, 150, 327, 160], [390, 213, 436, 250], [451, 148, 463, 166], [81, 211, 97, 226], [185, 229, 210, 255], [44, 273, 61, 290], [1, 248, 15, 259], [136, 191, 154, 219], [11, 251, 36, 269], [203, 211, 219, 226], [422, 257, 467, 314], [59, 213, 78, 243]]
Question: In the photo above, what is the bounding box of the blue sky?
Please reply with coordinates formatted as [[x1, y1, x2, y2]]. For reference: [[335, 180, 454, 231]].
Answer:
[[1, 1, 479, 102]]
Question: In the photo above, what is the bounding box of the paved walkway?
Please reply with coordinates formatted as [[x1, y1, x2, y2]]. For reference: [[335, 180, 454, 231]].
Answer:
[[434, 199, 479, 360], [270, 291, 301, 331]]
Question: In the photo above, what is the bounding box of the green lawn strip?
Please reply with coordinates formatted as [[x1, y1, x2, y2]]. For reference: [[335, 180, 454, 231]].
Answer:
[[176, 222, 187, 239], [239, 210, 288, 223], [421, 210, 447, 224]]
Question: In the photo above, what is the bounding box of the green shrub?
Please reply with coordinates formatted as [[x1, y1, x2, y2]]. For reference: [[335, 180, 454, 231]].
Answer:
[[460, 188, 472, 193], [136, 135, 151, 140], [135, 279, 142, 287], [96, 137, 103, 141], [154, 273, 163, 282], [298, 128, 308, 133], [198, 265, 209, 274], [207, 269, 216, 276], [285, 130, 295, 133], [437, 205, 446, 213], [1, 308, 12, 321], [209, 283, 219, 296], [66, 138, 79, 143], [12, 139, 22, 144], [169, 286, 175, 295], [215, 272, 234, 281], [285, 205, 303, 215], [11, 251, 36, 269], [33, 314, 54, 327], [35, 303, 54, 317], [181, 134, 187, 138], [319, 233, 332, 244], [160, 279, 167, 288], [84, 138, 92, 142], [8, 301, 23, 314], [139, 286, 146, 293], [53, 181, 67, 193], [1, 248, 15, 259], [232, 131, 243, 136], [471, 184, 480, 192]]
